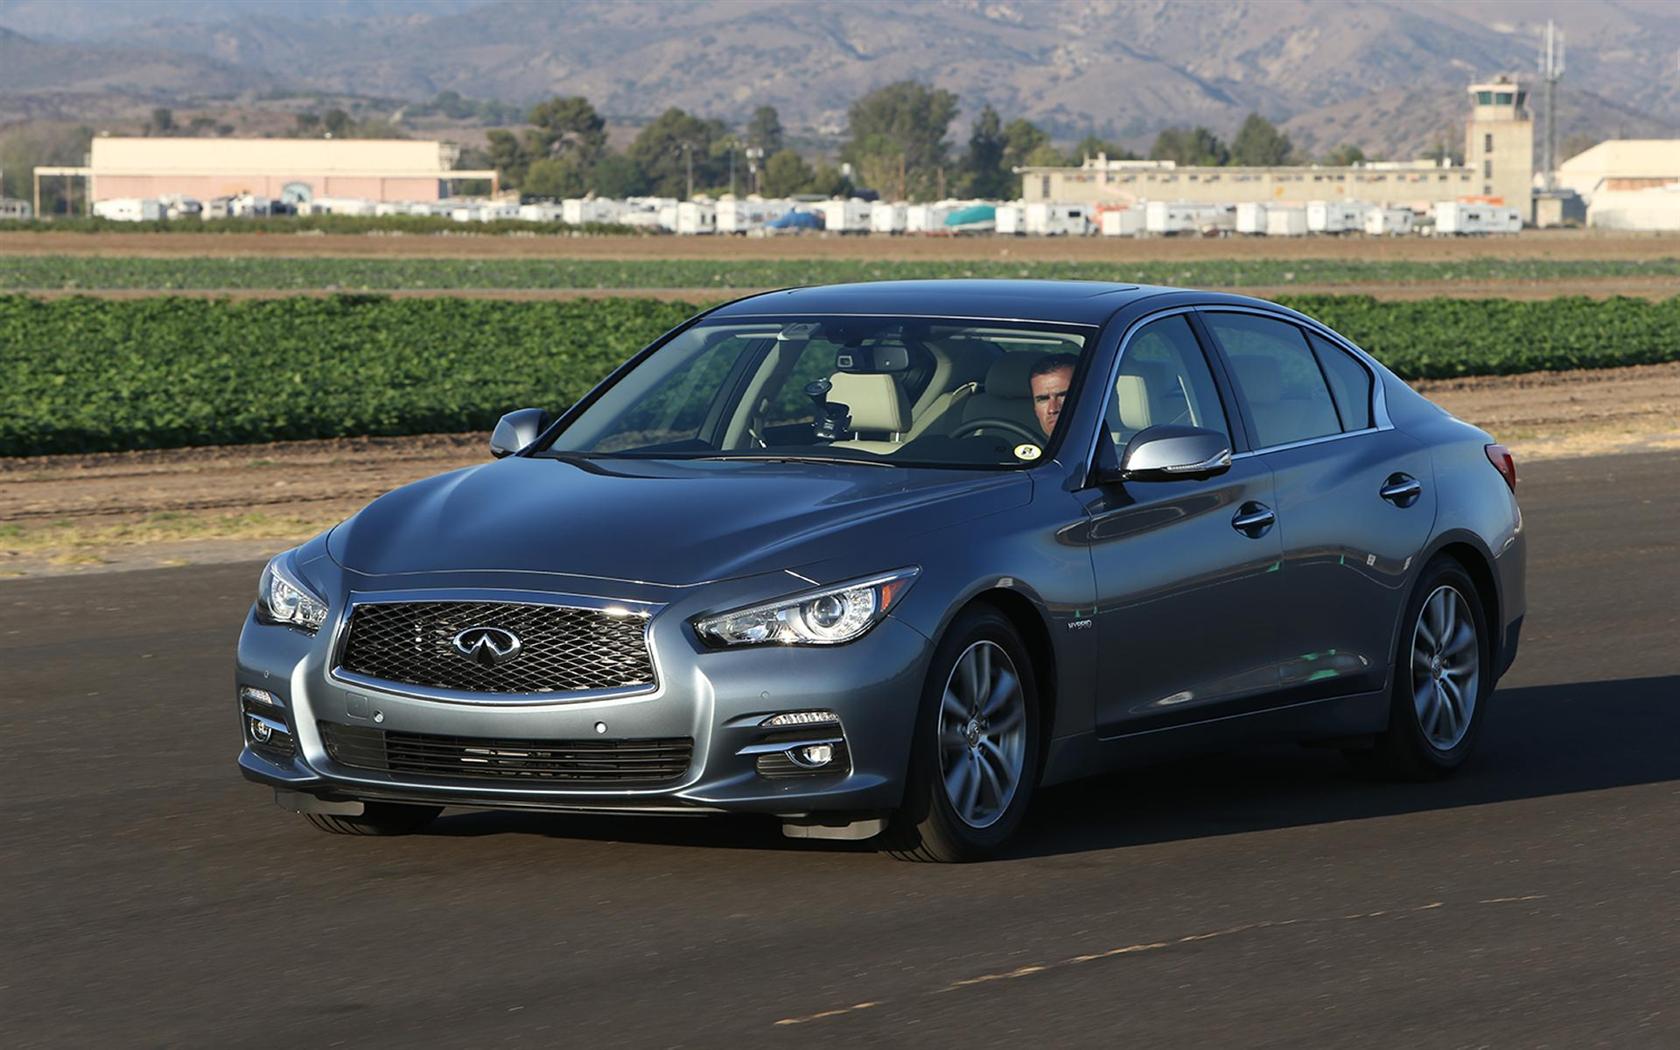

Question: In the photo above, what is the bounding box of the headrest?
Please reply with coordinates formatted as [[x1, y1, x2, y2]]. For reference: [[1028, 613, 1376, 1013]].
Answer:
[[1114, 374, 1151, 431], [983, 353, 1049, 400], [829, 372, 909, 434], [1228, 353, 1283, 403], [943, 339, 1005, 387]]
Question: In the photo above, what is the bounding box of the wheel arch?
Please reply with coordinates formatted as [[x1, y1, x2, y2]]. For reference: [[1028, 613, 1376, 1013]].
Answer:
[[1415, 531, 1503, 669]]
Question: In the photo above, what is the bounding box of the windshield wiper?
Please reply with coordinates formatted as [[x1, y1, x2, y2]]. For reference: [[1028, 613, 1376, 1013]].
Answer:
[[681, 453, 899, 468]]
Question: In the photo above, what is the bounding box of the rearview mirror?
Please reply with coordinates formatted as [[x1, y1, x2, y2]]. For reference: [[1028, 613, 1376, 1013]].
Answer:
[[1107, 425, 1232, 483], [489, 408, 554, 458]]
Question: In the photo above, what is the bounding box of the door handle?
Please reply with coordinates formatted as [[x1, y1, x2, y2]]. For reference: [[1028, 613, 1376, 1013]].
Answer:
[[1231, 501, 1276, 538], [1380, 473, 1423, 507]]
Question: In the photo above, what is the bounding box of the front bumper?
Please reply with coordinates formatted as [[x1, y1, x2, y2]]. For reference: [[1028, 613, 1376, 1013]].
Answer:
[[235, 586, 932, 817]]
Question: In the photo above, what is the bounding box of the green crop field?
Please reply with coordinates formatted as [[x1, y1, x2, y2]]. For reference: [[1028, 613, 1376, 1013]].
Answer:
[[3, 293, 1677, 456], [3, 255, 1679, 292]]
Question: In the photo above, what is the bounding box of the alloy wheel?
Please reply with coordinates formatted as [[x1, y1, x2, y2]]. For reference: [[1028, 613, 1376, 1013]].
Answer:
[[937, 640, 1027, 829], [1410, 584, 1481, 751]]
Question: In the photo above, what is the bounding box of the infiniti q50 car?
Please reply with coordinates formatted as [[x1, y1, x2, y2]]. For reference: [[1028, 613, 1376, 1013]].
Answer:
[[236, 280, 1524, 861]]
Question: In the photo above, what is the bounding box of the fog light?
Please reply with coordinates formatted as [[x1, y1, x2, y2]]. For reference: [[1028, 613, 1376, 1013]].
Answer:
[[761, 710, 840, 728], [795, 744, 834, 767], [240, 686, 279, 707], [248, 715, 274, 744]]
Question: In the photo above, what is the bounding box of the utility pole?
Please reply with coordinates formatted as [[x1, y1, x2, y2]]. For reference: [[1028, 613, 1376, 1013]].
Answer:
[[1539, 19, 1565, 190], [729, 146, 736, 197], [684, 143, 694, 199]]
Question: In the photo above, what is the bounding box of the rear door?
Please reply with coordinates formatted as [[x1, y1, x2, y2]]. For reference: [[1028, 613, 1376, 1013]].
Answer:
[[1199, 309, 1436, 701], [1078, 312, 1283, 737]]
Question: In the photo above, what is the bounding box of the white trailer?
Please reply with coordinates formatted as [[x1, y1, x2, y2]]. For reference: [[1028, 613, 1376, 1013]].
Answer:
[[818, 199, 871, 233], [1145, 201, 1200, 235], [561, 198, 622, 226], [716, 198, 790, 234], [675, 200, 716, 235], [1023, 202, 1092, 236], [93, 198, 163, 222], [1364, 206, 1415, 235], [0, 197, 31, 221], [1306, 200, 1368, 234], [1265, 207, 1308, 236], [905, 203, 955, 232], [994, 204, 1025, 235], [517, 202, 564, 223], [870, 201, 908, 234], [1235, 202, 1269, 235], [1434, 201, 1523, 235], [1099, 208, 1144, 237]]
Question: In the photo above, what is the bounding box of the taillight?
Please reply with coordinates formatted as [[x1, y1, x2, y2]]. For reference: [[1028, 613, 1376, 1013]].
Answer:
[[1485, 443, 1517, 492]]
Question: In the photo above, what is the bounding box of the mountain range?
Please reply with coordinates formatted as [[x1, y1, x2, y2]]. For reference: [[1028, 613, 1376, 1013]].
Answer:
[[2, 0, 1676, 159]]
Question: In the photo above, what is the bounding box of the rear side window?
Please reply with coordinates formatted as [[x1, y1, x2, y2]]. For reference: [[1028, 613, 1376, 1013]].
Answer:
[[1307, 333, 1374, 431], [1203, 313, 1341, 448]]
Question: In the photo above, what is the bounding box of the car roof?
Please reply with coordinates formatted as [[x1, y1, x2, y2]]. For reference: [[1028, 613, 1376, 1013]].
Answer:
[[709, 279, 1174, 326]]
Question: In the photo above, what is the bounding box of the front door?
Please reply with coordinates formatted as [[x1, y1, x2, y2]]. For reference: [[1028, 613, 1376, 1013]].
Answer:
[[1079, 314, 1283, 737]]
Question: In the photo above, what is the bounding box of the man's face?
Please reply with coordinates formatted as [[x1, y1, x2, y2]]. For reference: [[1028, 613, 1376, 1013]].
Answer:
[[1030, 366, 1074, 437]]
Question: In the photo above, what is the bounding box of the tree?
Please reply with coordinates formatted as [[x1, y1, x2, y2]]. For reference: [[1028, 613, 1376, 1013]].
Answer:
[[149, 108, 174, 135], [323, 109, 352, 137], [0, 124, 93, 207], [1073, 134, 1136, 162], [295, 112, 321, 134], [1149, 126, 1228, 166], [1322, 143, 1366, 167], [762, 148, 815, 196], [960, 105, 1009, 198], [1023, 143, 1068, 167], [525, 96, 606, 165], [1229, 113, 1293, 166], [522, 157, 588, 199], [187, 116, 216, 136], [589, 153, 647, 197], [1001, 118, 1050, 171], [746, 105, 784, 155], [486, 129, 530, 186], [841, 81, 959, 201], [628, 108, 730, 197]]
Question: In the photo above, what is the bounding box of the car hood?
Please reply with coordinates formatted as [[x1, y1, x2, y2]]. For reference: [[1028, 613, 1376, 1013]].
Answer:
[[328, 455, 1032, 586]]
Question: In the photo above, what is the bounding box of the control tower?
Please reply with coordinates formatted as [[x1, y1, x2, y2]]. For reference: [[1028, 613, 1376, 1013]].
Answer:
[[1465, 75, 1535, 218]]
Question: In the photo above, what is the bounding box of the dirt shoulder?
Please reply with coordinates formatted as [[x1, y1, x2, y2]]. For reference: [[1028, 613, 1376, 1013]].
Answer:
[[4, 228, 1679, 262], [4, 363, 1678, 579]]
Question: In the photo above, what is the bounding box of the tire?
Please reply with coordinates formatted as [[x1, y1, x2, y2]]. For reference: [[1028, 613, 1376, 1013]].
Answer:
[[1357, 555, 1491, 780], [303, 802, 442, 836], [883, 605, 1041, 862]]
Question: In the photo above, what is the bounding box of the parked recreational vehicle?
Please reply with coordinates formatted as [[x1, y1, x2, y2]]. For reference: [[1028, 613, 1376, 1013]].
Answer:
[[1024, 202, 1091, 236], [818, 199, 872, 233], [1265, 207, 1309, 237], [675, 201, 717, 235], [716, 198, 790, 234], [1099, 208, 1144, 237], [562, 198, 623, 226], [1235, 202, 1268, 235], [1306, 200, 1368, 234], [1365, 206, 1415, 235], [1145, 201, 1200, 235], [93, 198, 163, 222], [906, 203, 955, 232], [1434, 202, 1523, 234], [993, 204, 1025, 235], [517, 203, 565, 223], [869, 201, 908, 234]]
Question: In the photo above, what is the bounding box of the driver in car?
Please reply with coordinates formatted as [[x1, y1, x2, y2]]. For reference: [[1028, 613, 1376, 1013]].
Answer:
[[1029, 354, 1077, 437]]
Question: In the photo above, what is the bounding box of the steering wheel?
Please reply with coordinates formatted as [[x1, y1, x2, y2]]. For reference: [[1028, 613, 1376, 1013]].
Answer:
[[948, 417, 1045, 448]]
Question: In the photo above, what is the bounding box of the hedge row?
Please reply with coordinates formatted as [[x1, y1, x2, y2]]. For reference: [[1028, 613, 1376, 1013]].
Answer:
[[4, 254, 1678, 291], [2, 293, 1675, 456]]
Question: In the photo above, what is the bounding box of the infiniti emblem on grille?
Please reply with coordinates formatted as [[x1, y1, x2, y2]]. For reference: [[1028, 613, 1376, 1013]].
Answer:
[[451, 626, 523, 667]]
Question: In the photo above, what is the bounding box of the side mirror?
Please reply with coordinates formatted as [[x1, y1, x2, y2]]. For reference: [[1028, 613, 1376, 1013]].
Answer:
[[1103, 425, 1232, 483], [489, 408, 554, 458]]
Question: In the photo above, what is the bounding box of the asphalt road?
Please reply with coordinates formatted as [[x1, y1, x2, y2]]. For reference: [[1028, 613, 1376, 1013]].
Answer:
[[4, 451, 1678, 1048]]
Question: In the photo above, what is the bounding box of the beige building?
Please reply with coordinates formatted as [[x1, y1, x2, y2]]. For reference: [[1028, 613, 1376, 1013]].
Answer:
[[35, 137, 496, 212], [1464, 76, 1533, 214], [1556, 139, 1680, 200], [1020, 75, 1535, 218]]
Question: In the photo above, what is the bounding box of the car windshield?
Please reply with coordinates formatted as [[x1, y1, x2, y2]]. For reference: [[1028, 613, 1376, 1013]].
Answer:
[[543, 315, 1093, 468]]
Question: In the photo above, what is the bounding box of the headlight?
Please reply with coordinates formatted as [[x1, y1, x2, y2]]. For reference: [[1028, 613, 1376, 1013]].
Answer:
[[694, 568, 919, 647], [257, 552, 329, 633]]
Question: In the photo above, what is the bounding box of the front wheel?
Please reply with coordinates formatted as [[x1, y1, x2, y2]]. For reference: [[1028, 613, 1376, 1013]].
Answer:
[[1357, 556, 1490, 779], [883, 606, 1040, 862]]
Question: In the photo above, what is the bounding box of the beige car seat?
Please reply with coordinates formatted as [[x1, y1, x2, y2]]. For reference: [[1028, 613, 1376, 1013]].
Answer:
[[827, 372, 911, 454]]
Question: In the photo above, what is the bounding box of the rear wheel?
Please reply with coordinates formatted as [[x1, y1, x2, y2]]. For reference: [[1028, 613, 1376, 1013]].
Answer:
[[1358, 556, 1490, 779], [303, 803, 441, 836], [883, 606, 1040, 862]]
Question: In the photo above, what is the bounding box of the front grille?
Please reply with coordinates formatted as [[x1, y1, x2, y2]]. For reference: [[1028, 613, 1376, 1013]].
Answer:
[[339, 601, 654, 694], [320, 722, 693, 784]]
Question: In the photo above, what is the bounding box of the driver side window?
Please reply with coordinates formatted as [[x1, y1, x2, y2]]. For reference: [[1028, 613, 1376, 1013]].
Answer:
[[1106, 316, 1230, 449]]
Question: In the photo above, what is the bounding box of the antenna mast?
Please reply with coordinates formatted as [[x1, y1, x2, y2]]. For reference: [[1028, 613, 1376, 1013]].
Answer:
[[1539, 19, 1566, 190]]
